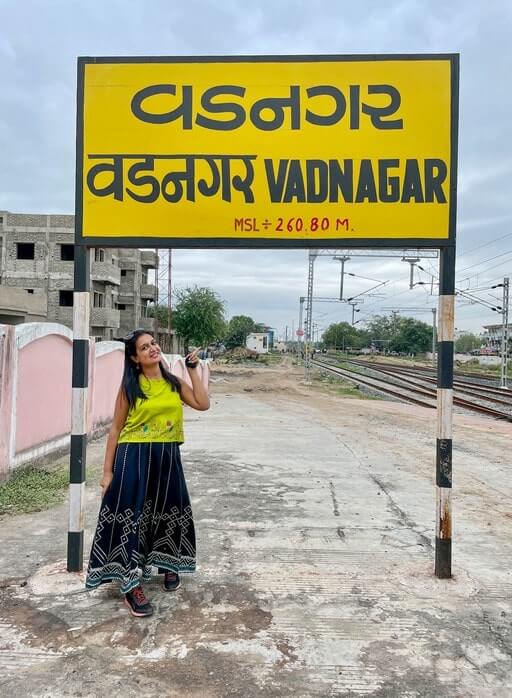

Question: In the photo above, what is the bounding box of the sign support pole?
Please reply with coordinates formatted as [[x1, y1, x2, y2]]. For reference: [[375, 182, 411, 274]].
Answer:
[[67, 245, 90, 572], [435, 245, 455, 579]]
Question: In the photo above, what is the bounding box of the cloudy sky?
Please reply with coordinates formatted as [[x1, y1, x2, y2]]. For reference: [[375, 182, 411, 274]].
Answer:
[[1, 0, 511, 338]]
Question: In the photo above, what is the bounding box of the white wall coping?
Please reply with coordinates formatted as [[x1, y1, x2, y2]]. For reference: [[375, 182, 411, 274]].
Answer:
[[13, 435, 70, 469], [95, 340, 125, 357], [15, 322, 73, 349]]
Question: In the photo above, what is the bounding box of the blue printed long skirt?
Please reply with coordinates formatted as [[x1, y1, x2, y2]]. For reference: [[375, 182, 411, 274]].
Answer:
[[85, 441, 196, 594]]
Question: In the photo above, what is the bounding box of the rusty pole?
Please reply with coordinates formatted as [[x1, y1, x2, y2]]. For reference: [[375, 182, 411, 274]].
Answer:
[[435, 245, 455, 578]]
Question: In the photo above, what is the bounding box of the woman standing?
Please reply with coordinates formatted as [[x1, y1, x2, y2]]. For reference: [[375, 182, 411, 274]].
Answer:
[[85, 329, 209, 617]]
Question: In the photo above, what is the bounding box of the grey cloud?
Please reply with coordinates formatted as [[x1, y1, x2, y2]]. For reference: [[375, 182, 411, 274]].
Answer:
[[0, 0, 511, 336]]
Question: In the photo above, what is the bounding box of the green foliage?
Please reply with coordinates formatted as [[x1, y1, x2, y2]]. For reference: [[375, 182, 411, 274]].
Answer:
[[455, 332, 482, 354], [364, 313, 433, 354], [389, 316, 432, 354], [147, 304, 171, 328], [172, 286, 226, 348], [364, 315, 395, 343], [322, 322, 369, 350], [224, 315, 256, 349], [0, 465, 69, 516]]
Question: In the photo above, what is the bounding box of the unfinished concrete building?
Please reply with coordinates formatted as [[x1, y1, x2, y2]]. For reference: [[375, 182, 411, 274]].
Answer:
[[0, 211, 158, 340], [117, 249, 159, 336]]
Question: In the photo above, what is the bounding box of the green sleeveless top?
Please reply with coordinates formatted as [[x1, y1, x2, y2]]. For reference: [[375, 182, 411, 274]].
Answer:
[[118, 376, 184, 444]]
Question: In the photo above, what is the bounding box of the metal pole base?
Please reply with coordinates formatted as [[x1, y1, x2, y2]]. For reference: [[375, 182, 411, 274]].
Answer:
[[67, 531, 84, 572], [435, 538, 452, 579]]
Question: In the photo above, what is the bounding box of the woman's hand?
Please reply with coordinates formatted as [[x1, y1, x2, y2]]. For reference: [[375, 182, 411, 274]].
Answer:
[[100, 472, 113, 497], [185, 349, 200, 369], [180, 350, 210, 411]]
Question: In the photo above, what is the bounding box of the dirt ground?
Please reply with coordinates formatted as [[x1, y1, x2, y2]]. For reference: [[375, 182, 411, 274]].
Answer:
[[212, 355, 511, 443], [0, 356, 511, 697]]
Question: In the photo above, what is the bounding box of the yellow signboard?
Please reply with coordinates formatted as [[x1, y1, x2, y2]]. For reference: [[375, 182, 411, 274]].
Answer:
[[76, 55, 458, 248]]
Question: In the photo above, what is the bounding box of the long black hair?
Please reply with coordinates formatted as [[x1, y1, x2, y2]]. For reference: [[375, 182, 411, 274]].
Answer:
[[118, 329, 181, 410]]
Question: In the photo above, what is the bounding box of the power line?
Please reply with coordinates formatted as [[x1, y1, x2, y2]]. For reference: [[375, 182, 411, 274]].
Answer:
[[458, 229, 512, 257], [456, 253, 512, 283], [456, 249, 512, 275], [417, 264, 502, 313]]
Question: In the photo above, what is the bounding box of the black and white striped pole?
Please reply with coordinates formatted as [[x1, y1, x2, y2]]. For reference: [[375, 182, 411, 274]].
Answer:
[[68, 245, 90, 572], [435, 245, 455, 579]]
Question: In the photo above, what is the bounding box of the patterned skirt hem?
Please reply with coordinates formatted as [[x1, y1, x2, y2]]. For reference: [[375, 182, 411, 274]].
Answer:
[[86, 559, 196, 594], [86, 574, 142, 595]]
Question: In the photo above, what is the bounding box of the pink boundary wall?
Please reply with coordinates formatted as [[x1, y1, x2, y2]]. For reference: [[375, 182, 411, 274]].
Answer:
[[0, 323, 210, 479], [16, 333, 72, 453]]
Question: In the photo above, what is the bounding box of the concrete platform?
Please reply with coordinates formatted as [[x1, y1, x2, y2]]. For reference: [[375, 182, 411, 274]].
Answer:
[[0, 364, 511, 696]]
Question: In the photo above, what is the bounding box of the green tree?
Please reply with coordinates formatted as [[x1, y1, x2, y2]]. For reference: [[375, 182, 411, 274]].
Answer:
[[389, 317, 432, 354], [365, 315, 395, 344], [364, 314, 432, 354], [455, 332, 482, 354], [322, 322, 368, 350], [224, 315, 256, 349], [147, 304, 171, 328], [172, 286, 226, 348]]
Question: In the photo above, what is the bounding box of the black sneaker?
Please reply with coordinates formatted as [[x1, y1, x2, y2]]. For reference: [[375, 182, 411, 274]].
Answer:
[[124, 585, 153, 617], [163, 571, 181, 592]]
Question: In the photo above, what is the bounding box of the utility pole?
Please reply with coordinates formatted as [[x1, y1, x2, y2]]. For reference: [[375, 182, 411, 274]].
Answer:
[[298, 296, 305, 360], [391, 309, 400, 335], [285, 325, 288, 342], [304, 251, 316, 382], [432, 307, 437, 367], [349, 301, 361, 325], [155, 248, 172, 352], [334, 255, 350, 300], [402, 257, 420, 289], [167, 249, 172, 334], [500, 277, 509, 389]]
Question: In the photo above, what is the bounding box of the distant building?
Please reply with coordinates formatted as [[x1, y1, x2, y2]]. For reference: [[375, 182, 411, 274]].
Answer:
[[0, 286, 47, 324], [0, 210, 158, 340], [246, 332, 269, 354], [117, 249, 159, 336], [482, 323, 511, 353]]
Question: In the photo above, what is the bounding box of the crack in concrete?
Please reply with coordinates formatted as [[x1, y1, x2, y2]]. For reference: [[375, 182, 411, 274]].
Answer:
[[329, 481, 340, 517], [369, 474, 433, 551], [477, 602, 512, 661], [336, 527, 345, 541]]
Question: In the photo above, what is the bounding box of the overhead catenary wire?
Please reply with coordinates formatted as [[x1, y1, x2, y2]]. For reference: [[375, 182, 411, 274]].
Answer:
[[417, 264, 503, 313], [456, 254, 512, 284], [456, 248, 512, 274], [457, 229, 512, 258]]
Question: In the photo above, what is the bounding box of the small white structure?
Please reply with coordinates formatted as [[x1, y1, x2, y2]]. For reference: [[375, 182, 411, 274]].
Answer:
[[246, 332, 269, 354], [483, 323, 511, 353]]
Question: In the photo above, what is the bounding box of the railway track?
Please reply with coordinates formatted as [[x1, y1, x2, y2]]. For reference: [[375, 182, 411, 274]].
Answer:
[[347, 360, 512, 407], [312, 358, 512, 422], [346, 357, 503, 385]]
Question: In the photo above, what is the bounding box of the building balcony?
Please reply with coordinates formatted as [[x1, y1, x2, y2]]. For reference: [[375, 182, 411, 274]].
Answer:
[[140, 250, 159, 269], [118, 291, 135, 306], [91, 262, 121, 285], [138, 317, 157, 332], [91, 308, 120, 328], [140, 283, 158, 301]]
